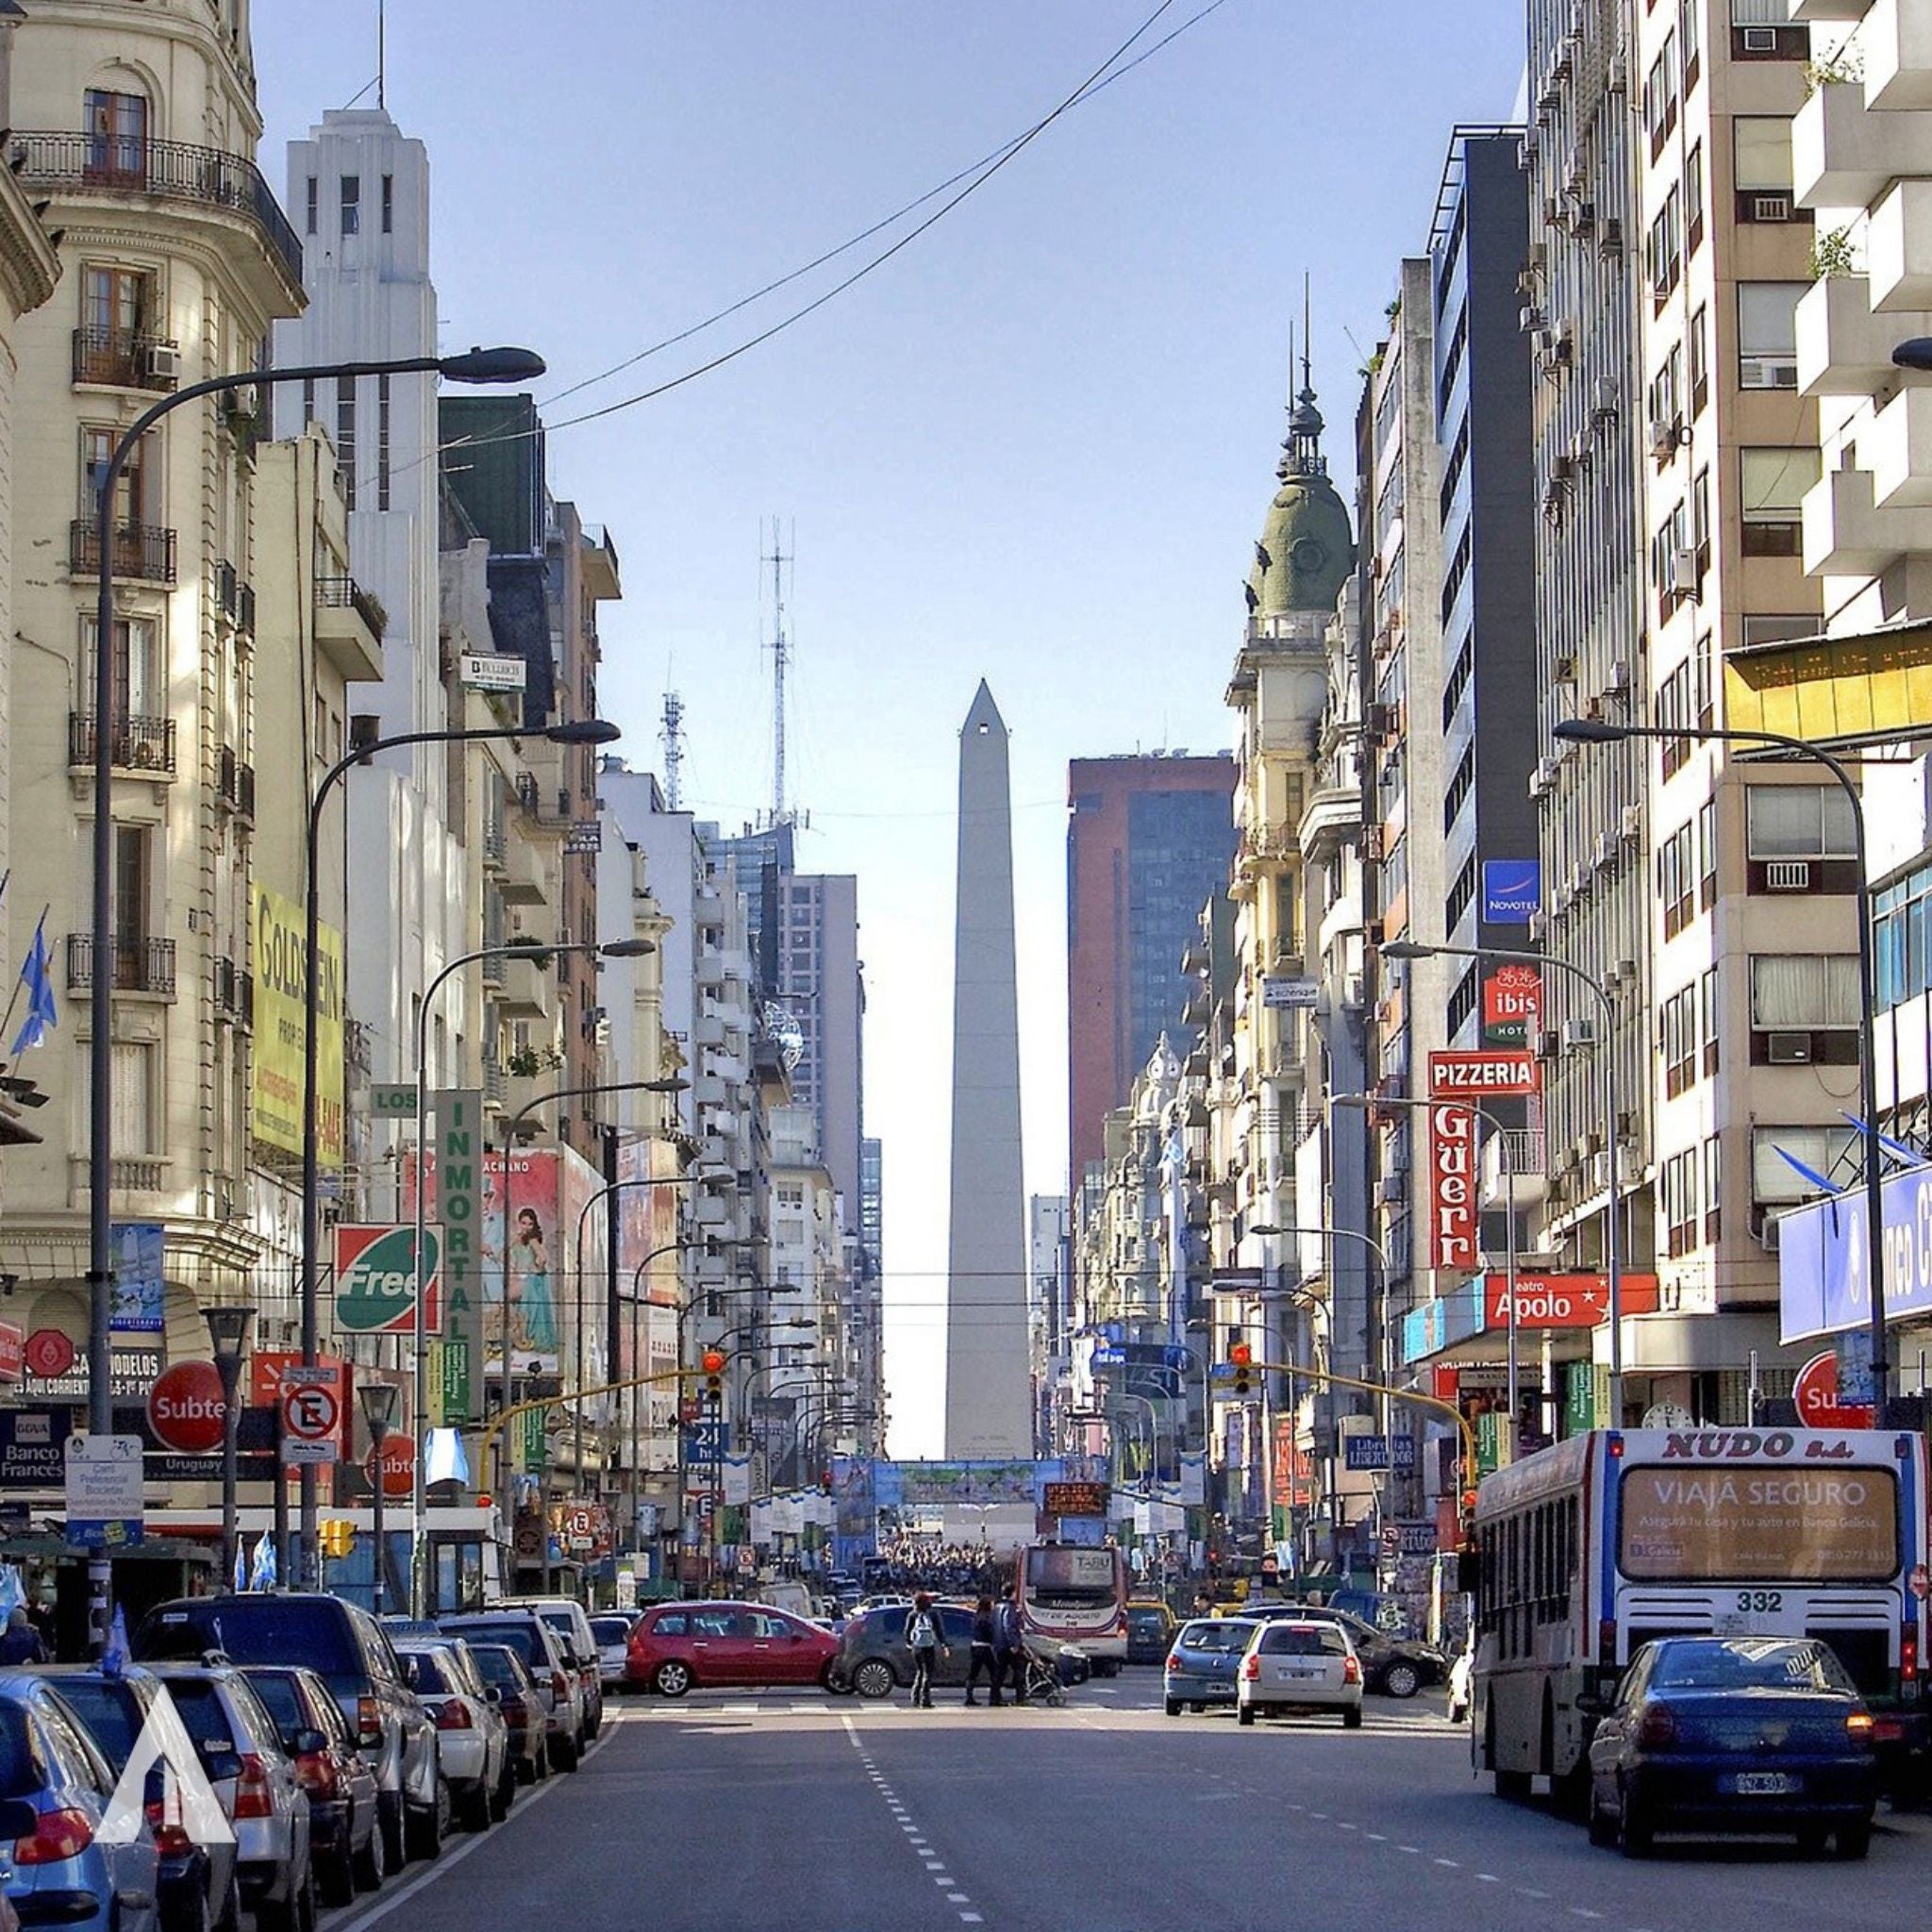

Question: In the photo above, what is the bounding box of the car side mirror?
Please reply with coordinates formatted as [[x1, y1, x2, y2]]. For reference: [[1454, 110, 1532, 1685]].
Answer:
[[290, 1728, 328, 1757], [0, 1798, 35, 1841]]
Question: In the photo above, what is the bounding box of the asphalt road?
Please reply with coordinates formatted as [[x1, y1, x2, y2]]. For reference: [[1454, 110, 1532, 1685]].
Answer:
[[313, 1671, 1932, 1932]]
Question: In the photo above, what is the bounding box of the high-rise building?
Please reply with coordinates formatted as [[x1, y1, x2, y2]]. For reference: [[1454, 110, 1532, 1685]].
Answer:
[[945, 680, 1031, 1458], [1066, 753, 1234, 1190], [1027, 1194, 1069, 1455]]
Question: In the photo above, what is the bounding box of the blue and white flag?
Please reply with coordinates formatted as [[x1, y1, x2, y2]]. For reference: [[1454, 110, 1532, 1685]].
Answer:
[[101, 1606, 129, 1676], [248, 1533, 276, 1592], [233, 1538, 247, 1593], [10, 915, 55, 1055]]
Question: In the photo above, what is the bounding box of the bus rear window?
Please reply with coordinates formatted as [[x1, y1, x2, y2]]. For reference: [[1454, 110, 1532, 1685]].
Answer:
[[1024, 1548, 1117, 1606], [1618, 1466, 1899, 1582]]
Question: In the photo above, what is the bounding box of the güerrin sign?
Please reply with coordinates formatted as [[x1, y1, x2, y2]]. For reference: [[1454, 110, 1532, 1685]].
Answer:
[[333, 1224, 442, 1335]]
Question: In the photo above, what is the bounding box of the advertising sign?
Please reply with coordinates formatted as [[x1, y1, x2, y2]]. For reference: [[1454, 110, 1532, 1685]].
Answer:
[[459, 653, 526, 692], [1618, 1463, 1895, 1580], [1792, 1350, 1874, 1430], [109, 1223, 165, 1332], [25, 1344, 161, 1404], [1261, 977, 1320, 1009], [1428, 1048, 1541, 1097], [0, 1409, 71, 1488], [0, 1324, 25, 1385], [64, 1434, 145, 1545], [146, 1361, 226, 1455], [1342, 1435, 1418, 1473], [1426, 1100, 1477, 1272], [1481, 965, 1541, 1047], [1041, 1480, 1109, 1518], [251, 884, 344, 1166], [891, 1461, 1037, 1507], [1481, 859, 1541, 924], [333, 1224, 442, 1336], [402, 1091, 485, 1426], [1482, 1273, 1662, 1331]]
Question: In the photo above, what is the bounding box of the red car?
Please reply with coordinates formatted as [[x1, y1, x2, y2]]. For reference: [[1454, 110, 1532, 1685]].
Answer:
[[626, 1601, 839, 1697]]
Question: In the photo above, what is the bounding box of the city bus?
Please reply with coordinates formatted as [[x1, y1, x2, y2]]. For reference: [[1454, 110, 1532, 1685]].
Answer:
[[1014, 1541, 1129, 1673], [1470, 1426, 1928, 1803]]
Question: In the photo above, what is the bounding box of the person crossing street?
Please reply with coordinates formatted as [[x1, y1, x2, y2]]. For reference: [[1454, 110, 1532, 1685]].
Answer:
[[993, 1583, 1027, 1707], [964, 1596, 997, 1705], [906, 1592, 946, 1707]]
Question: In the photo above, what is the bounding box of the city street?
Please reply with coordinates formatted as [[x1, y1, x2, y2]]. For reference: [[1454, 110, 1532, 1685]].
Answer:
[[313, 1671, 1932, 1932]]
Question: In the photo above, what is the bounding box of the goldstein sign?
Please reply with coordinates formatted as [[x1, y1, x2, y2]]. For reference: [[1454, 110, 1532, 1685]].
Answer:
[[334, 1224, 442, 1336], [251, 885, 344, 1164]]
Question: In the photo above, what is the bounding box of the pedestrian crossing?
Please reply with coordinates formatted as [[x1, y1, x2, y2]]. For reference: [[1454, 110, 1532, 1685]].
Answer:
[[633, 1692, 1463, 1732]]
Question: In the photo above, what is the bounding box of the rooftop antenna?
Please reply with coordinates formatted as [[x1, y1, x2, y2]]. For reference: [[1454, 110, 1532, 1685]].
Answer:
[[377, 0, 386, 109], [660, 690, 685, 809], [760, 517, 799, 829]]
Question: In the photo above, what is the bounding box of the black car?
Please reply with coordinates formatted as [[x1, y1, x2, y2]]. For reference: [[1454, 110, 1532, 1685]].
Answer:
[[1585, 1636, 1879, 1857], [1244, 1604, 1445, 1698]]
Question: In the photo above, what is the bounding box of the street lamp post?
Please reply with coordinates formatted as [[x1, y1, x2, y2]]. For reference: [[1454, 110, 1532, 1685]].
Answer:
[[85, 343, 543, 1646], [1556, 714, 1890, 1407], [359, 1379, 400, 1615], [202, 1304, 254, 1592], [1385, 936, 1626, 1424]]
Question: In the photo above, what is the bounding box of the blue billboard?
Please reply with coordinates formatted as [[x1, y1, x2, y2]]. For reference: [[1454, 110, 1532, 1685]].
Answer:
[[1481, 860, 1541, 925], [1777, 1164, 1932, 1341]]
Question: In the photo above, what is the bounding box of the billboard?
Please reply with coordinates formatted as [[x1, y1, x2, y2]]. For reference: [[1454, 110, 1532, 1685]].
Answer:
[[250, 884, 344, 1165], [108, 1223, 164, 1333], [1779, 1162, 1932, 1341], [1724, 621, 1932, 741], [1480, 859, 1541, 924], [1426, 1101, 1477, 1273], [1482, 965, 1541, 1047], [1482, 1273, 1661, 1330]]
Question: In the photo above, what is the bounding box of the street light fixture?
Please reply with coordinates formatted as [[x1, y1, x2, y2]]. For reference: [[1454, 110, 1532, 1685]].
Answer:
[[1554, 712, 1890, 1407], [82, 343, 547, 1646], [202, 1303, 254, 1591], [1383, 933, 1626, 1424], [358, 1379, 401, 1614], [1893, 340, 1932, 371]]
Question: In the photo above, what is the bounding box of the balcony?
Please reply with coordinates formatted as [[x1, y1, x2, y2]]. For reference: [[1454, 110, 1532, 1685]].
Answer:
[[1868, 0, 1932, 111], [481, 810, 508, 871], [1803, 463, 1917, 575], [1480, 1127, 1547, 1211], [482, 1056, 508, 1111], [69, 521, 176, 587], [1869, 175, 1932, 310], [214, 957, 254, 1028], [1792, 78, 1932, 210], [68, 711, 175, 776], [497, 830, 549, 908], [496, 945, 555, 1023], [8, 132, 302, 293], [71, 328, 179, 391], [314, 575, 384, 683], [215, 744, 256, 819], [1797, 274, 1932, 395], [65, 933, 175, 997], [512, 772, 573, 827]]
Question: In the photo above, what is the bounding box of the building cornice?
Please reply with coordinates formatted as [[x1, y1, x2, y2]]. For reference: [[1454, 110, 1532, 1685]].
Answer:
[[0, 165, 58, 319]]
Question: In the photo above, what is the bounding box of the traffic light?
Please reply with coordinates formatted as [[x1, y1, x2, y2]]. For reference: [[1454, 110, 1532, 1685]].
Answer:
[[701, 1348, 725, 1406], [319, 1519, 355, 1561], [1229, 1341, 1253, 1399]]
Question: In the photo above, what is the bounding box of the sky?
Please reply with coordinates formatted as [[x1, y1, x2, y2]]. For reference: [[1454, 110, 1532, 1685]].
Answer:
[[253, 0, 1524, 1460]]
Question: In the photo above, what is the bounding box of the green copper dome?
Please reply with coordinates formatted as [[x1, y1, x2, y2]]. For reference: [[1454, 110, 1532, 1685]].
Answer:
[[1247, 375, 1357, 619]]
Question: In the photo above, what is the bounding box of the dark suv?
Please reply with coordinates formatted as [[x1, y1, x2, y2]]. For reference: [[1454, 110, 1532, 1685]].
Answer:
[[134, 1592, 441, 1868]]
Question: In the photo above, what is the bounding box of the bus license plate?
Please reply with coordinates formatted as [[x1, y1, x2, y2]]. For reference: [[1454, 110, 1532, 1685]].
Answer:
[[1729, 1773, 1797, 1796]]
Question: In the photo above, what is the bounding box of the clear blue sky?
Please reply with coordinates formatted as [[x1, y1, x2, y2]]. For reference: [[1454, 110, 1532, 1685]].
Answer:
[[255, 1, 1524, 1457]]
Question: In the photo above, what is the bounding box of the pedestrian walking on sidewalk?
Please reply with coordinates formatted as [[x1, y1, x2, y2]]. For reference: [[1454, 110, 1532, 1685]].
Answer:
[[907, 1592, 945, 1707], [992, 1584, 1027, 1706], [964, 1596, 997, 1705]]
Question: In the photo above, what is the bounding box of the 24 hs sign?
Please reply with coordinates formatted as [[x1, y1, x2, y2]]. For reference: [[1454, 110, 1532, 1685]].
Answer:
[[333, 1224, 442, 1335]]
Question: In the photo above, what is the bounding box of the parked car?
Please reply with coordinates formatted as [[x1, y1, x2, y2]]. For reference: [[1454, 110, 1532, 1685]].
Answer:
[[1126, 1601, 1176, 1666], [1236, 1619, 1364, 1728], [135, 1593, 441, 1871], [630, 1601, 842, 1698], [1162, 1617, 1258, 1715], [437, 1615, 583, 1774], [394, 1641, 507, 1833], [588, 1616, 636, 1695], [493, 1599, 604, 1740], [0, 1674, 160, 1932], [142, 1664, 313, 1931], [45, 1662, 243, 1932], [463, 1645, 543, 1796], [241, 1665, 384, 1906], [1585, 1636, 1879, 1858], [1244, 1604, 1445, 1699]]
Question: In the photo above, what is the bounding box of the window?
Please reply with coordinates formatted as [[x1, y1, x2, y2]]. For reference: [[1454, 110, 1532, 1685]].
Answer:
[[1647, 188, 1682, 300], [381, 174, 393, 234], [82, 425, 147, 525], [75, 266, 154, 382], [1658, 820, 1697, 937], [1685, 142, 1706, 254], [83, 89, 146, 185], [1662, 984, 1698, 1096], [1698, 797, 1718, 908], [1657, 656, 1695, 779], [340, 175, 360, 235], [83, 614, 160, 723], [305, 175, 317, 235], [1701, 965, 1721, 1078], [1752, 1125, 1858, 1204], [1679, 0, 1703, 89], [1647, 342, 1682, 436], [1738, 283, 1805, 390], [1689, 305, 1709, 414], [376, 374, 391, 512], [301, 376, 315, 427], [1745, 785, 1857, 858], [1749, 954, 1860, 1029], [1704, 1130, 1723, 1241], [1741, 612, 1816, 647], [1662, 1147, 1700, 1257], [1740, 446, 1819, 556], [1693, 626, 1713, 730], [1878, 859, 1932, 1009], [114, 824, 150, 946], [1735, 117, 1793, 195], [336, 380, 357, 510], [1644, 37, 1678, 157]]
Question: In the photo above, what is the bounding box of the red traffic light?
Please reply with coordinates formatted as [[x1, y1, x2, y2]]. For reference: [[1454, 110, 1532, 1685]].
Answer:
[[1228, 1342, 1253, 1367], [700, 1348, 726, 1376]]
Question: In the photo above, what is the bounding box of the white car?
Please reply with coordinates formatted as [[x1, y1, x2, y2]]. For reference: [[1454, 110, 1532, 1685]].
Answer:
[[396, 1641, 508, 1833], [1236, 1618, 1364, 1728], [590, 1614, 638, 1693]]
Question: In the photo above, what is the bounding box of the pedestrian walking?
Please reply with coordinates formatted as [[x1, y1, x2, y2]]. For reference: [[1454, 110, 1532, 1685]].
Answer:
[[964, 1596, 997, 1706], [906, 1592, 945, 1707], [0, 1607, 44, 1666], [992, 1583, 1027, 1706]]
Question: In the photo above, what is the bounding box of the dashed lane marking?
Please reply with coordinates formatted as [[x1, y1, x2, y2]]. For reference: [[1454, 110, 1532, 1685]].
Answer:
[[842, 1713, 989, 1929]]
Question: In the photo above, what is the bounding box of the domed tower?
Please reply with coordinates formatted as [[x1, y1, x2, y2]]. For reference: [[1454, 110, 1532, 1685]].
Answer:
[[1248, 354, 1357, 623]]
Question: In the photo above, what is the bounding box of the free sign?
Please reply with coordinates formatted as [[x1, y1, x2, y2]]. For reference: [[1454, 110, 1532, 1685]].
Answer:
[[333, 1224, 442, 1335]]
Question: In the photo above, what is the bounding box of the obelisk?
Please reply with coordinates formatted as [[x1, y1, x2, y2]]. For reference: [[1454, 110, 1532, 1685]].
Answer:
[[945, 681, 1033, 1459]]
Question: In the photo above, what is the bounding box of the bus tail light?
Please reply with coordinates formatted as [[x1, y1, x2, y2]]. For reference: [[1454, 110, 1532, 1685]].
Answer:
[[1241, 1655, 1259, 1680], [1903, 1624, 1920, 1685]]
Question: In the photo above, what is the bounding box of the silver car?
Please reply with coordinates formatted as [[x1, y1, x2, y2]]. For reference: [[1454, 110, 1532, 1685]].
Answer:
[[146, 1665, 314, 1928], [494, 1599, 605, 1739], [589, 1615, 637, 1696], [394, 1642, 507, 1833], [437, 1616, 584, 1774], [1235, 1619, 1365, 1728]]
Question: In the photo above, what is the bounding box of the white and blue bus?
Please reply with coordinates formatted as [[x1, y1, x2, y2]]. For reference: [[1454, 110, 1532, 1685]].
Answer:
[[1471, 1426, 1928, 1801]]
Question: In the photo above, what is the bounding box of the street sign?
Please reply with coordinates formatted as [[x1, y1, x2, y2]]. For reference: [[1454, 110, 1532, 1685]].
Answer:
[[64, 1433, 145, 1545], [363, 1435, 415, 1499], [682, 1421, 725, 1463], [1261, 976, 1320, 1009], [280, 1367, 344, 1466], [147, 1361, 226, 1455], [370, 1083, 418, 1118], [333, 1224, 441, 1336], [1792, 1350, 1874, 1430]]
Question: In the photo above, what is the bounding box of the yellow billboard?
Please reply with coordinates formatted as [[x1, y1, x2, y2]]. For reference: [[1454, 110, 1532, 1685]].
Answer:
[[250, 884, 344, 1166], [1724, 623, 1932, 741]]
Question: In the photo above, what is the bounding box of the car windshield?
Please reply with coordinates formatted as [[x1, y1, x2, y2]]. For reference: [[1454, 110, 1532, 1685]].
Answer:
[[50, 1679, 142, 1770], [1648, 1640, 1856, 1693], [1180, 1622, 1252, 1651], [468, 1647, 527, 1690]]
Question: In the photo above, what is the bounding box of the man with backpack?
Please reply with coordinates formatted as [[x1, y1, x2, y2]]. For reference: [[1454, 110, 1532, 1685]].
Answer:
[[906, 1592, 946, 1707], [992, 1583, 1027, 1706]]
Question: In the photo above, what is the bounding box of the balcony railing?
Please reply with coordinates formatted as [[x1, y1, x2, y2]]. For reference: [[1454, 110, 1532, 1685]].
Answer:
[[9, 132, 302, 289], [237, 582, 256, 638], [69, 711, 175, 774], [483, 1056, 508, 1108], [215, 558, 239, 621], [316, 574, 388, 639], [216, 744, 255, 818], [70, 520, 176, 586], [72, 327, 179, 391], [213, 957, 254, 1025], [65, 933, 175, 996]]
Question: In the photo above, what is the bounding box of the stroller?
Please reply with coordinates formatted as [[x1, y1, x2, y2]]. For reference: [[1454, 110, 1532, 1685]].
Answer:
[[1019, 1642, 1071, 1707]]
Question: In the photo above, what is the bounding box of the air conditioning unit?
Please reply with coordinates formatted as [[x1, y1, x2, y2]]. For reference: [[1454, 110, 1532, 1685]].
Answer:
[[1535, 1028, 1562, 1059], [1561, 1018, 1597, 1051], [1750, 193, 1793, 224], [1593, 832, 1615, 870], [1529, 756, 1558, 799], [1551, 655, 1577, 682], [1766, 1030, 1814, 1065], [143, 341, 181, 384], [1520, 133, 1541, 172], [1606, 54, 1627, 92], [1765, 858, 1811, 891], [1606, 658, 1632, 694], [1672, 548, 1700, 596], [1527, 911, 1547, 941], [227, 383, 259, 420], [1741, 25, 1778, 51], [1527, 241, 1547, 272], [1650, 414, 1684, 459], [1620, 804, 1642, 842], [1376, 1175, 1406, 1206], [1521, 306, 1547, 336], [1552, 323, 1574, 364], [1591, 377, 1619, 422], [1551, 453, 1576, 482], [1600, 216, 1624, 257], [1741, 357, 1798, 391]]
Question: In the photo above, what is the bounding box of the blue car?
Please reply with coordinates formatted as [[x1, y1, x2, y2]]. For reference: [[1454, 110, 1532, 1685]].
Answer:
[[1162, 1618, 1258, 1715], [0, 1674, 160, 1931]]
